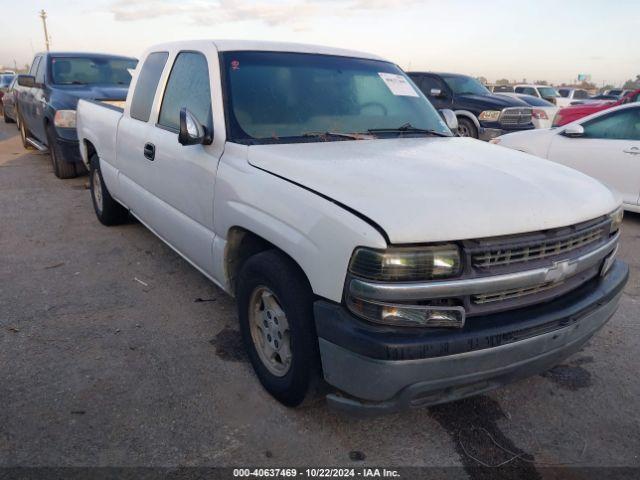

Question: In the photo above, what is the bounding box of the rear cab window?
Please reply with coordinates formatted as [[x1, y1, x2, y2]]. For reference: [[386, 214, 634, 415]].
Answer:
[[130, 52, 169, 122]]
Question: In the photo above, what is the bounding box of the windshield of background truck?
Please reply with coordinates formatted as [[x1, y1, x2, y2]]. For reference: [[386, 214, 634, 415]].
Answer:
[[538, 87, 559, 98], [50, 57, 138, 86], [441, 75, 490, 96], [222, 51, 451, 143]]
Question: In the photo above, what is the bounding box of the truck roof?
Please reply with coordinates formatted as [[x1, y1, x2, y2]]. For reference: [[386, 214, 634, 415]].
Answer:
[[143, 39, 384, 61], [33, 51, 137, 61]]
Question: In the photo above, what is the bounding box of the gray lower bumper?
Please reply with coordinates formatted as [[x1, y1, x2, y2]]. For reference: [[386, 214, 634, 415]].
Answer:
[[317, 262, 627, 415]]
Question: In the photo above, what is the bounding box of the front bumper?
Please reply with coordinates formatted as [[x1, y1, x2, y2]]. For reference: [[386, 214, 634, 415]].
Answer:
[[314, 259, 628, 415], [52, 129, 82, 165], [478, 121, 535, 141]]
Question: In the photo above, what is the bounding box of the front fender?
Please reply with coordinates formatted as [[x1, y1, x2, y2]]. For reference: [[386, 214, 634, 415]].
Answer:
[[213, 145, 387, 302]]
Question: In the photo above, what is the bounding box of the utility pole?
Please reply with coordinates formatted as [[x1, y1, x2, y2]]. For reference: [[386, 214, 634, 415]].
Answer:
[[39, 10, 50, 52]]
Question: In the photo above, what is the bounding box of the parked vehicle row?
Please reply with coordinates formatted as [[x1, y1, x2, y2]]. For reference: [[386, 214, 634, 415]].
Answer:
[[497, 93, 559, 128], [407, 72, 535, 140]]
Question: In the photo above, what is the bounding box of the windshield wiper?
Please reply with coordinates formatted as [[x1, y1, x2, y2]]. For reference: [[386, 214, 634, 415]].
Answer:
[[367, 123, 451, 137], [302, 131, 373, 140]]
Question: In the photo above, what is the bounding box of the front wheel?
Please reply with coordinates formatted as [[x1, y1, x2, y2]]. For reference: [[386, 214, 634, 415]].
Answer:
[[89, 153, 129, 226], [457, 117, 478, 138], [237, 250, 321, 407]]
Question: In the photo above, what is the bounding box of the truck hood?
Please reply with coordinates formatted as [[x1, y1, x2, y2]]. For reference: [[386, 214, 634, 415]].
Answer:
[[456, 93, 530, 109], [51, 84, 129, 110], [247, 137, 619, 244]]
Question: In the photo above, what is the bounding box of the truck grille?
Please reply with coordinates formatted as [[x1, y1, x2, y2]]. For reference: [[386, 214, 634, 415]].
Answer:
[[463, 216, 613, 314], [472, 223, 606, 269], [499, 107, 532, 126], [472, 281, 560, 305]]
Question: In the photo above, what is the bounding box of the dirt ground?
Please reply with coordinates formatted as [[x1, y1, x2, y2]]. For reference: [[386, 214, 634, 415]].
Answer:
[[1, 120, 639, 477]]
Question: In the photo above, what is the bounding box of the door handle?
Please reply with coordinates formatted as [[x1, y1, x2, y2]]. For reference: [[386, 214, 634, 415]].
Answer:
[[623, 147, 640, 155], [143, 142, 155, 161]]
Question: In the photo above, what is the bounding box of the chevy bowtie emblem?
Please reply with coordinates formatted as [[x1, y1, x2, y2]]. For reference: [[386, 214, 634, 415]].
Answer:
[[544, 259, 578, 283]]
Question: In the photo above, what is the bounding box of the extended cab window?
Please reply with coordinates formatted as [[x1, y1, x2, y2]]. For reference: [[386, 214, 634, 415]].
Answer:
[[573, 90, 589, 99], [222, 52, 450, 143], [581, 107, 640, 141], [158, 51, 211, 131], [130, 52, 169, 122]]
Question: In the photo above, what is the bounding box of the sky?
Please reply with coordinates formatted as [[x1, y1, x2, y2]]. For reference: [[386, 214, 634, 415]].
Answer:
[[0, 0, 638, 86]]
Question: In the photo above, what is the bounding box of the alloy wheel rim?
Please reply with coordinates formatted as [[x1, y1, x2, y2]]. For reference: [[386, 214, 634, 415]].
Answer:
[[458, 124, 471, 137], [92, 170, 103, 214], [248, 286, 292, 377]]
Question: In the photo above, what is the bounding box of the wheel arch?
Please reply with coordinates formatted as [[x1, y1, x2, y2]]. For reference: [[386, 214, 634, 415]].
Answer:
[[453, 110, 481, 130], [224, 226, 312, 298]]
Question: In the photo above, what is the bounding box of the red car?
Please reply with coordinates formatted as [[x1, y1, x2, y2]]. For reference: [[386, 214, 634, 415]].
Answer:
[[553, 88, 640, 126]]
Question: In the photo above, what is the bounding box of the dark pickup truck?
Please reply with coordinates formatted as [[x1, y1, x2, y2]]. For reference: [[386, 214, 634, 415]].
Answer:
[[407, 72, 535, 140], [15, 52, 137, 178]]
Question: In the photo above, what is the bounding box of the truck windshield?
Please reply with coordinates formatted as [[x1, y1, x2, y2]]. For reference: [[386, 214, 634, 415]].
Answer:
[[50, 57, 138, 86], [221, 51, 451, 143], [440, 75, 490, 96]]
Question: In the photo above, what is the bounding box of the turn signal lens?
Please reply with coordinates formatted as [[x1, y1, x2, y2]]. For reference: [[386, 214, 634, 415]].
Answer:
[[349, 245, 461, 282], [346, 296, 465, 328]]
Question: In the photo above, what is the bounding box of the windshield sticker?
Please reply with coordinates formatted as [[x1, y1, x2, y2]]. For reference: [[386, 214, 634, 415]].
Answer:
[[378, 73, 419, 97], [231, 60, 240, 70]]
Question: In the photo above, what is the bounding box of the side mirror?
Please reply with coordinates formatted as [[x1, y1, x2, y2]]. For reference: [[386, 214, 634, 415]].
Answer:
[[430, 88, 444, 98], [440, 109, 458, 131], [563, 124, 584, 138], [178, 108, 212, 146], [17, 75, 35, 88]]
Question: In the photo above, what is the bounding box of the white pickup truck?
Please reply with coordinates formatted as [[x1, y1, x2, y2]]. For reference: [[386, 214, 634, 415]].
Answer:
[[77, 40, 628, 414]]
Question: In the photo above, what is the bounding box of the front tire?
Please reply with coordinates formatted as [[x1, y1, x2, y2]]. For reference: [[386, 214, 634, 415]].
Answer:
[[457, 117, 478, 138], [46, 124, 77, 179], [237, 250, 321, 407], [89, 153, 129, 226]]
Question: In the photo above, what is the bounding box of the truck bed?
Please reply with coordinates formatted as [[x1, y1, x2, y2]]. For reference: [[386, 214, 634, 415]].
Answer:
[[76, 99, 124, 171]]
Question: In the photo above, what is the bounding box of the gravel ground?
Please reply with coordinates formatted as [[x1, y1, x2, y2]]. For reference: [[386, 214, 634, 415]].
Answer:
[[1, 120, 639, 477]]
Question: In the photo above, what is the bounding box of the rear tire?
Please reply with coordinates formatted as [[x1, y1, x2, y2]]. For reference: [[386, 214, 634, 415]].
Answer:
[[89, 153, 128, 226], [457, 117, 478, 138], [18, 112, 34, 149], [46, 124, 77, 179], [237, 250, 321, 407]]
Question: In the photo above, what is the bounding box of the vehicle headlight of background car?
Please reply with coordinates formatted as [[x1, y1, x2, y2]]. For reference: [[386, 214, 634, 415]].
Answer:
[[53, 110, 76, 129], [478, 110, 502, 121]]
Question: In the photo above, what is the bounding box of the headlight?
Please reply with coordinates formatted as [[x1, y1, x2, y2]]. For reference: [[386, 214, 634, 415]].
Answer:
[[478, 110, 501, 122], [53, 110, 76, 128], [609, 206, 623, 234], [348, 244, 461, 282]]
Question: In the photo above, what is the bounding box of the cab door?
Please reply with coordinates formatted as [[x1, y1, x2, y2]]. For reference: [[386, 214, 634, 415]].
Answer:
[[142, 49, 224, 277], [20, 56, 42, 131], [547, 106, 640, 206]]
